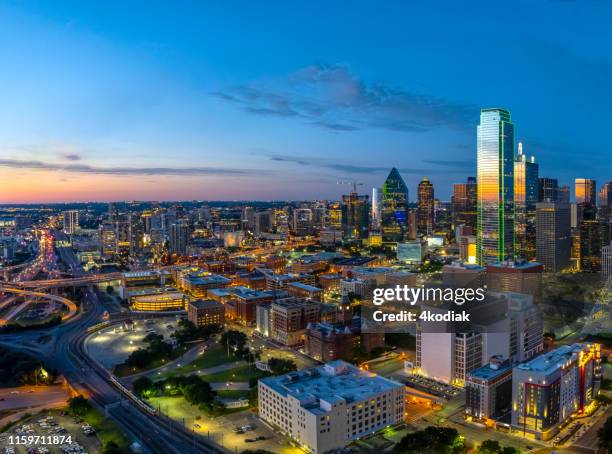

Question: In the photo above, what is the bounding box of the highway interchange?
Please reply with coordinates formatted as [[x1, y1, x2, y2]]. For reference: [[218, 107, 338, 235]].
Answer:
[[0, 231, 228, 454]]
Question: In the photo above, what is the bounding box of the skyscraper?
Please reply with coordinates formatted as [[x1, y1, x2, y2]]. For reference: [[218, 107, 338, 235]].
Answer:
[[575, 178, 597, 206], [598, 182, 612, 221], [477, 108, 515, 265], [536, 201, 571, 272], [514, 143, 539, 260], [538, 177, 558, 202], [380, 168, 408, 243], [62, 210, 79, 235], [580, 220, 611, 272], [371, 187, 381, 230], [417, 178, 434, 236], [341, 190, 369, 240], [451, 177, 477, 230], [169, 219, 191, 255]]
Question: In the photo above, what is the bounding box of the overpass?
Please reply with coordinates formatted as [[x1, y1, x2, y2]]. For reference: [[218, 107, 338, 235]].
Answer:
[[0, 287, 78, 325], [2, 273, 122, 289]]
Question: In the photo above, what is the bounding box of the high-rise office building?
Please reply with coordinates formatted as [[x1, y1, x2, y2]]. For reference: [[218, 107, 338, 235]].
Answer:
[[559, 185, 570, 203], [169, 219, 191, 255], [538, 177, 558, 202], [603, 241, 612, 287], [451, 177, 477, 230], [371, 187, 381, 229], [575, 178, 597, 206], [477, 108, 515, 265], [536, 202, 571, 272], [380, 168, 408, 243], [416, 293, 543, 385], [598, 182, 612, 221], [580, 220, 611, 271], [292, 208, 313, 237], [62, 210, 79, 235], [341, 190, 369, 240], [514, 143, 539, 259], [417, 178, 435, 236]]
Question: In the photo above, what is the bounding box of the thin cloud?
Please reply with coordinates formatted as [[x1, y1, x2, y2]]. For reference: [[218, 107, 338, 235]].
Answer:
[[62, 153, 81, 161], [213, 63, 476, 133], [0, 158, 266, 177], [263, 153, 465, 175]]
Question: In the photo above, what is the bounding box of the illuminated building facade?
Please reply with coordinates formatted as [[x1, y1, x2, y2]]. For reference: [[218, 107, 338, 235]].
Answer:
[[452, 177, 477, 230], [417, 178, 434, 236], [130, 288, 188, 311], [477, 108, 515, 265], [511, 343, 601, 441], [380, 168, 409, 243], [341, 190, 369, 240], [514, 143, 539, 260], [575, 178, 597, 207], [187, 299, 225, 327], [62, 210, 79, 235]]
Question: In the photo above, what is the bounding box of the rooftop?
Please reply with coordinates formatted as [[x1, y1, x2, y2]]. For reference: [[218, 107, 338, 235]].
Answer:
[[288, 282, 322, 292], [190, 299, 223, 310], [260, 360, 402, 415], [517, 343, 593, 374]]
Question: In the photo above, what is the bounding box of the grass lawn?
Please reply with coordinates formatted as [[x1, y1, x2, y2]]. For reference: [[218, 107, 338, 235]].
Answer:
[[80, 407, 130, 448], [168, 344, 240, 376], [368, 358, 403, 375], [201, 364, 266, 383], [215, 389, 250, 399]]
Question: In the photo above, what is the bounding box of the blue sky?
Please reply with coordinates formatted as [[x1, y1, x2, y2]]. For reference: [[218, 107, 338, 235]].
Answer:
[[0, 0, 611, 202]]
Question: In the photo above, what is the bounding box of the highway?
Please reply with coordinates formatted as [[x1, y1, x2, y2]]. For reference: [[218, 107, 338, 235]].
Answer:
[[0, 230, 228, 454]]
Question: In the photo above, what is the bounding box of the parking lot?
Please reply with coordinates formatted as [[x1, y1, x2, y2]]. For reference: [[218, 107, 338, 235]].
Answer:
[[85, 316, 179, 369], [0, 412, 101, 454]]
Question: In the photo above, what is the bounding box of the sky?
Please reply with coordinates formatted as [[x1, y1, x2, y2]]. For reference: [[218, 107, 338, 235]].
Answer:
[[0, 0, 611, 203]]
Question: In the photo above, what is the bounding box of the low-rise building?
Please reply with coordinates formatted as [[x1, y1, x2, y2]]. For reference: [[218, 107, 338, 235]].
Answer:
[[287, 282, 323, 301], [187, 299, 225, 327], [511, 343, 601, 440], [465, 356, 512, 421], [129, 287, 188, 311], [258, 360, 405, 454]]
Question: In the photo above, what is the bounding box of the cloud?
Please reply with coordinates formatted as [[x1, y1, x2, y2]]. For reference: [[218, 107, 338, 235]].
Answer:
[[62, 153, 81, 161], [0, 158, 266, 177], [262, 153, 465, 176], [213, 63, 476, 133]]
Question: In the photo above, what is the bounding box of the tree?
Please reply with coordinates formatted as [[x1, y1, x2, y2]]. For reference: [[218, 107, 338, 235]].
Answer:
[[132, 376, 154, 397], [477, 440, 501, 454], [67, 395, 91, 416], [268, 358, 297, 375], [395, 426, 463, 454], [598, 416, 612, 451], [102, 441, 122, 454]]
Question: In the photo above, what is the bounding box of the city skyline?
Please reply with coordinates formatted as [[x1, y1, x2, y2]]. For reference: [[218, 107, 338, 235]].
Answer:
[[1, 1, 612, 202]]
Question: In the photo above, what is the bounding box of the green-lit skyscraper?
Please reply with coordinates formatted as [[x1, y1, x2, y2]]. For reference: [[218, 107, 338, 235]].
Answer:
[[381, 168, 409, 243], [477, 108, 515, 265]]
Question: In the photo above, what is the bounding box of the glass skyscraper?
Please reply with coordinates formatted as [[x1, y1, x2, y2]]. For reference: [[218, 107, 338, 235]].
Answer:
[[381, 168, 409, 243], [514, 143, 539, 260], [477, 108, 515, 265]]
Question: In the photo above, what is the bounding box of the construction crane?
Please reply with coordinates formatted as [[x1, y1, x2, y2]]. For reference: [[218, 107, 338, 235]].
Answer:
[[337, 180, 364, 193]]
